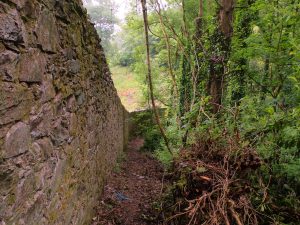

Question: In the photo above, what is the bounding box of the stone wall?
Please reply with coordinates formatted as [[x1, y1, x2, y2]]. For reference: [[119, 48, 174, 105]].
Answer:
[[0, 0, 129, 224]]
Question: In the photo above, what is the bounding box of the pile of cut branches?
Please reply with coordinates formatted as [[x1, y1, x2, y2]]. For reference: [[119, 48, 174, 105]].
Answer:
[[163, 134, 261, 225]]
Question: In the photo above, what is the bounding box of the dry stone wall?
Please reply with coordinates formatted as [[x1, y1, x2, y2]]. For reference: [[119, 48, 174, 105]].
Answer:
[[0, 0, 129, 224]]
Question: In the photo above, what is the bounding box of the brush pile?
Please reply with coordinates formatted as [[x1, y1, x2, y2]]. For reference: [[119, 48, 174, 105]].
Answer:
[[164, 134, 261, 225]]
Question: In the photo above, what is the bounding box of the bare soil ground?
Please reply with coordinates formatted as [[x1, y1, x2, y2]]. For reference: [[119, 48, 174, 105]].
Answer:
[[92, 138, 164, 225]]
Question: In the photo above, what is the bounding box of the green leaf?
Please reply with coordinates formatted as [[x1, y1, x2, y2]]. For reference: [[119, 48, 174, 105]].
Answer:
[[196, 166, 207, 173]]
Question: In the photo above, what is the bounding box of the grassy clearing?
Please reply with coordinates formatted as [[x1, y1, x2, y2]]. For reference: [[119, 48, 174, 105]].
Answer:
[[111, 66, 145, 112]]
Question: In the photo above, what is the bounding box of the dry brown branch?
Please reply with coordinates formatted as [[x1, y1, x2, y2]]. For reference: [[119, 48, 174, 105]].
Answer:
[[162, 132, 261, 225]]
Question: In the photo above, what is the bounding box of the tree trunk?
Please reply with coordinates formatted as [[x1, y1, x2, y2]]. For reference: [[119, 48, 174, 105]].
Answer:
[[208, 0, 234, 113], [140, 0, 172, 154]]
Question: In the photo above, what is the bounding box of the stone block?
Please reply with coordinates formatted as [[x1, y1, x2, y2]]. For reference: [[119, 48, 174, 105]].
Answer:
[[36, 9, 59, 53], [21, 0, 40, 20], [19, 49, 46, 83], [4, 122, 30, 158], [66, 95, 77, 112], [31, 138, 54, 161], [41, 74, 55, 103], [9, 0, 26, 8], [30, 103, 54, 139], [0, 82, 33, 125], [0, 50, 20, 81], [62, 48, 76, 60], [50, 159, 66, 193], [67, 59, 81, 74], [0, 8, 26, 43], [76, 92, 85, 105]]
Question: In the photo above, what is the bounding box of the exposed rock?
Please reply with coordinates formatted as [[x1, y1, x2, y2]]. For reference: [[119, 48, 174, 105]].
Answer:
[[69, 113, 77, 135], [4, 122, 31, 158], [19, 49, 46, 83], [0, 125, 10, 139], [21, 0, 40, 20], [0, 50, 18, 65], [76, 92, 85, 105], [36, 9, 59, 53], [66, 95, 77, 112], [9, 0, 26, 8], [67, 59, 81, 74], [15, 171, 37, 208], [42, 0, 56, 10], [29, 103, 54, 139], [0, 82, 33, 125], [0, 50, 19, 81], [31, 138, 53, 161], [50, 159, 66, 193], [0, 8, 26, 43], [62, 48, 76, 60], [40, 74, 55, 103]]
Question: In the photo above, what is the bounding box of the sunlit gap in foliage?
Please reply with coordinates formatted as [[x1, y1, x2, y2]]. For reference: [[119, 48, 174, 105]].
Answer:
[[83, 0, 145, 112]]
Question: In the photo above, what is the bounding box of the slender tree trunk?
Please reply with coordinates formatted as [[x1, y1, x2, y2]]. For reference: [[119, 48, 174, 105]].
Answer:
[[140, 0, 172, 154]]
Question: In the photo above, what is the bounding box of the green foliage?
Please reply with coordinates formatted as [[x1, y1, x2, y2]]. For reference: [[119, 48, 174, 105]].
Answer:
[[84, 0, 118, 54], [109, 0, 300, 222], [154, 147, 174, 167], [239, 97, 300, 185], [143, 125, 162, 151], [130, 110, 163, 151]]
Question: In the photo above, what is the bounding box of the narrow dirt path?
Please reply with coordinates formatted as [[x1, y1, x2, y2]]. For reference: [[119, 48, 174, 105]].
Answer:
[[92, 138, 164, 225]]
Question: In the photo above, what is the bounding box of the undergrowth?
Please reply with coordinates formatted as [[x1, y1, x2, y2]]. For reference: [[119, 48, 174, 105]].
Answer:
[[154, 102, 299, 224], [160, 132, 262, 225], [131, 100, 300, 224]]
